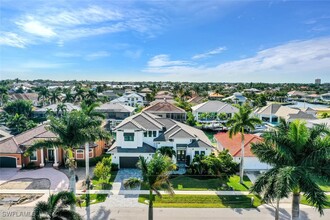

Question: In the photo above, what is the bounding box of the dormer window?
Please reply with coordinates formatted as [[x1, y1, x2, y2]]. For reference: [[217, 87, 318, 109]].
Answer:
[[124, 133, 134, 141]]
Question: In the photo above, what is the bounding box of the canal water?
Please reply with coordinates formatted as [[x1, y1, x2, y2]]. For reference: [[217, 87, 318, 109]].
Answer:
[[287, 101, 329, 109]]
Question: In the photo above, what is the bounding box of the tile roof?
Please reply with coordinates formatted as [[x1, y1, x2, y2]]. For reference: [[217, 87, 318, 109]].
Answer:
[[191, 100, 238, 114], [34, 103, 81, 113], [214, 132, 263, 157], [95, 102, 135, 113], [143, 101, 186, 113]]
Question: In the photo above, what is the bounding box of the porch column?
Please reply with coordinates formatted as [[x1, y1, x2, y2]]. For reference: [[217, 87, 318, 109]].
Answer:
[[40, 148, 45, 167], [85, 142, 90, 178], [53, 147, 59, 167]]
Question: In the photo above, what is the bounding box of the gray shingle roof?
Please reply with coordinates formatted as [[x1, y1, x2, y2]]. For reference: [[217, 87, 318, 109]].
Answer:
[[95, 102, 135, 113], [108, 142, 156, 153], [191, 101, 238, 114]]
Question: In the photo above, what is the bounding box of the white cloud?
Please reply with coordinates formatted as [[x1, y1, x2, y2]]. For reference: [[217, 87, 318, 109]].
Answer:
[[16, 18, 56, 37], [0, 32, 27, 48], [192, 47, 227, 59], [144, 38, 330, 82], [148, 54, 191, 67], [20, 61, 68, 69], [85, 51, 110, 61]]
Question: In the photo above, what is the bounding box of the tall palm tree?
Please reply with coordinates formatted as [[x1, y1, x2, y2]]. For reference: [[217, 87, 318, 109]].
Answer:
[[49, 88, 62, 104], [0, 86, 9, 107], [32, 191, 82, 220], [74, 86, 86, 103], [124, 154, 176, 220], [227, 105, 262, 184], [251, 119, 330, 220], [63, 88, 75, 103], [157, 146, 176, 158], [37, 86, 49, 106], [80, 101, 105, 119], [56, 103, 67, 117], [26, 111, 109, 198]]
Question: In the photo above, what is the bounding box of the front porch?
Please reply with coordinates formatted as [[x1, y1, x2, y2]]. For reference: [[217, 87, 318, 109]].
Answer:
[[39, 148, 60, 168]]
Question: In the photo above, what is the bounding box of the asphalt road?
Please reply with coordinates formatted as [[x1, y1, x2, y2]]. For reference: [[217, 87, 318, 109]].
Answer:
[[0, 205, 329, 220]]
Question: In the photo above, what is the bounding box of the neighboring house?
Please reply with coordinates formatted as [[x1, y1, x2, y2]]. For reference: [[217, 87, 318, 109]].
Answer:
[[111, 92, 145, 107], [140, 88, 152, 94], [306, 94, 320, 101], [287, 91, 306, 99], [243, 88, 261, 93], [99, 90, 119, 101], [143, 100, 187, 122], [107, 112, 214, 168], [306, 118, 330, 129], [214, 133, 271, 171], [320, 93, 330, 102], [0, 124, 107, 168], [222, 92, 247, 104], [208, 92, 224, 100], [94, 102, 135, 129], [187, 96, 205, 106], [33, 103, 81, 118], [0, 129, 12, 142], [191, 100, 239, 122], [254, 103, 317, 123], [9, 93, 39, 106]]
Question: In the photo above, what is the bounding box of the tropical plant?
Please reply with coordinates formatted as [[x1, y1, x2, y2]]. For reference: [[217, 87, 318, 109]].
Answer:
[[94, 160, 111, 189], [26, 111, 110, 197], [49, 88, 62, 104], [0, 86, 9, 107], [186, 111, 196, 126], [63, 89, 75, 103], [32, 191, 82, 220], [250, 119, 330, 220], [227, 105, 262, 184], [80, 101, 105, 119], [124, 154, 176, 220], [157, 146, 176, 158], [6, 113, 37, 134], [74, 86, 86, 102], [36, 86, 49, 106], [56, 103, 67, 117], [4, 99, 33, 117]]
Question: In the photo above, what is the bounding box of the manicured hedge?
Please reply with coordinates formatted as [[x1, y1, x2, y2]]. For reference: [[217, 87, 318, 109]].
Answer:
[[76, 154, 111, 167]]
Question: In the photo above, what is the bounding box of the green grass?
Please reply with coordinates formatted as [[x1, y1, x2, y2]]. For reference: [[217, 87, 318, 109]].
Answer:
[[301, 195, 330, 209], [138, 194, 262, 208], [315, 179, 330, 192], [169, 175, 252, 191], [77, 194, 107, 207]]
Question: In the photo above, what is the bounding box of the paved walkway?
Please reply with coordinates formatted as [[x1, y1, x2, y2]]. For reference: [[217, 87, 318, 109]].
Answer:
[[104, 168, 145, 208], [0, 167, 69, 191]]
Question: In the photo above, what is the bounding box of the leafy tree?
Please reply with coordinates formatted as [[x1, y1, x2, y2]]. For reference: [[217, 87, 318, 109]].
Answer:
[[4, 99, 33, 117], [94, 161, 111, 189], [124, 154, 176, 220], [32, 191, 82, 220], [6, 113, 37, 134], [217, 112, 228, 121], [56, 103, 67, 117], [321, 112, 329, 119], [227, 105, 262, 184], [186, 111, 196, 126], [0, 86, 9, 107], [251, 119, 330, 220]]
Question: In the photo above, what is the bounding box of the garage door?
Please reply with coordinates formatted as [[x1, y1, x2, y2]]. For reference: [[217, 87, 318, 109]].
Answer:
[[0, 157, 16, 168], [119, 157, 139, 168]]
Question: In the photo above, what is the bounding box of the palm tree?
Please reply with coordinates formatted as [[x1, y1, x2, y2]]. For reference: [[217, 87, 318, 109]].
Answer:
[[26, 111, 109, 198], [63, 88, 75, 103], [49, 88, 62, 104], [124, 154, 176, 220], [56, 103, 67, 117], [32, 191, 82, 220], [74, 86, 86, 103], [250, 119, 330, 220], [80, 101, 105, 119], [157, 146, 176, 158], [37, 86, 49, 106], [0, 86, 9, 107], [227, 105, 262, 184]]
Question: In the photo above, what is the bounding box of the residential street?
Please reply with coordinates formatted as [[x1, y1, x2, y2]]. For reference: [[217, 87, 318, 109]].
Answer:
[[0, 204, 329, 220]]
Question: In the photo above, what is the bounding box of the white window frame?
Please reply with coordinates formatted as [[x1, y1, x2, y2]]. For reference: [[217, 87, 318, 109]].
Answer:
[[30, 150, 38, 161]]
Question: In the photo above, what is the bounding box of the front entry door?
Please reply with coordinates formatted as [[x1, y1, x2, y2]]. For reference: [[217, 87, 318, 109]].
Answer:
[[177, 150, 186, 162], [48, 149, 54, 162]]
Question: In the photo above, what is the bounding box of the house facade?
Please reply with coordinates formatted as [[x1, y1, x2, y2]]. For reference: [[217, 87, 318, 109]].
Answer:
[[191, 100, 239, 122], [33, 103, 81, 118], [215, 133, 271, 171], [222, 92, 247, 105], [107, 112, 214, 168], [0, 124, 107, 168], [110, 92, 145, 107]]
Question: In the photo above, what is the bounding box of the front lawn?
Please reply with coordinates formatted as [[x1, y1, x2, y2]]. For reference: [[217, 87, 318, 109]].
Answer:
[[170, 175, 252, 191], [315, 179, 330, 192], [301, 195, 330, 208], [77, 194, 108, 207], [138, 194, 262, 208]]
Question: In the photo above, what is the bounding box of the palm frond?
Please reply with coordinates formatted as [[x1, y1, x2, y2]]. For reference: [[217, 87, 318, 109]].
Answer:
[[32, 201, 49, 220], [123, 177, 142, 189]]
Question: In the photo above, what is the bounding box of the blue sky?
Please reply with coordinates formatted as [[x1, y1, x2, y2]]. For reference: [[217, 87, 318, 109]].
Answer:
[[0, 0, 330, 83]]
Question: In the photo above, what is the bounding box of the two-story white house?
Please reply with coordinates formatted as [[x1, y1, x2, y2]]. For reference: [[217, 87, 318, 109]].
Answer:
[[110, 92, 145, 107], [107, 112, 215, 168]]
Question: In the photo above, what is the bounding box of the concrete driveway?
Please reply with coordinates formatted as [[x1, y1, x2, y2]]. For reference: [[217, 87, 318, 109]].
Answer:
[[0, 167, 69, 191]]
